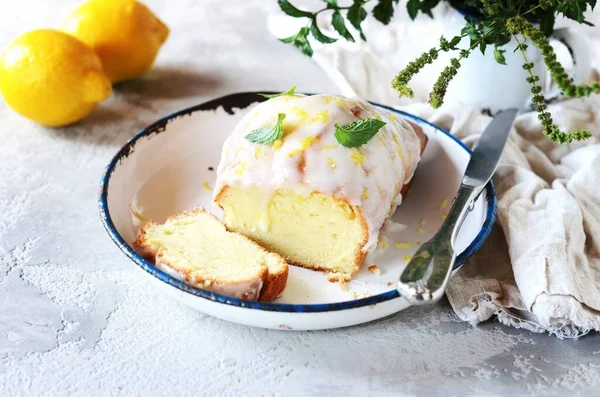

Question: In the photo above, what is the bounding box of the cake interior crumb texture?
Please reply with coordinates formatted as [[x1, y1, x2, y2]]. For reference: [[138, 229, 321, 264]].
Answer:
[[218, 186, 367, 276], [134, 209, 288, 301]]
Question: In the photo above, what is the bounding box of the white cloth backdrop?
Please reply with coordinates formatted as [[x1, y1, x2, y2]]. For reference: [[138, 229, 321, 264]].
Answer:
[[269, 3, 600, 338]]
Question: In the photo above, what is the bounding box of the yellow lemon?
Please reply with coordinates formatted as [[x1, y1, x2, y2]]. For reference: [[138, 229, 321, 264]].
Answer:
[[60, 0, 169, 83], [0, 29, 112, 127]]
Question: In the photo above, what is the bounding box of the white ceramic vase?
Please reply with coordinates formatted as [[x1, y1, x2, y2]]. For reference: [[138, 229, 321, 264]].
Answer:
[[442, 16, 593, 113]]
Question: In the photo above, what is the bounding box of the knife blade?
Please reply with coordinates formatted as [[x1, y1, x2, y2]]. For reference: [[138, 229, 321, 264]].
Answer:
[[462, 108, 518, 192], [397, 108, 518, 305]]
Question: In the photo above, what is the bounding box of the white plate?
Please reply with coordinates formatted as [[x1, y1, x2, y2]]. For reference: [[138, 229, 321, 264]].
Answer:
[[99, 92, 496, 331]]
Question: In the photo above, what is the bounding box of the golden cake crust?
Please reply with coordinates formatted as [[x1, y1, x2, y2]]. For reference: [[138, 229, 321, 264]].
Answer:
[[134, 208, 289, 302]]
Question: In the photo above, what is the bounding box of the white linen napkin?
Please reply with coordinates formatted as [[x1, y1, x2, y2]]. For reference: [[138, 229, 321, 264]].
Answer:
[[268, 4, 600, 338]]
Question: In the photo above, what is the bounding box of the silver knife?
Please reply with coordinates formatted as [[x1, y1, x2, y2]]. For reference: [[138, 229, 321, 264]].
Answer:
[[397, 108, 518, 305]]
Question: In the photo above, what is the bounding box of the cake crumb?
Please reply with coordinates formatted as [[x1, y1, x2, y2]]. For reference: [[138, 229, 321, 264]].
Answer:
[[130, 204, 146, 222], [202, 182, 212, 192], [386, 281, 393, 287], [352, 291, 370, 300], [417, 241, 422, 246], [383, 220, 407, 233], [328, 272, 351, 283], [327, 273, 349, 292], [440, 196, 450, 209], [368, 265, 380, 275], [394, 242, 412, 249]]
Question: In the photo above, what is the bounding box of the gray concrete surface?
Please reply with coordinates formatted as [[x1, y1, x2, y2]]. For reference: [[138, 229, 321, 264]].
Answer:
[[1, 1, 599, 396]]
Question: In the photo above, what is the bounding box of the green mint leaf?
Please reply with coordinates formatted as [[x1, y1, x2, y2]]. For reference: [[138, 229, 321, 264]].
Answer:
[[334, 118, 387, 148], [322, 0, 338, 8], [280, 27, 307, 44], [557, 0, 586, 23], [310, 20, 337, 44], [482, 23, 495, 37], [280, 27, 313, 57], [373, 0, 394, 25], [557, 0, 595, 25], [278, 0, 314, 18], [407, 0, 440, 19], [280, 36, 295, 44], [449, 35, 462, 49], [461, 18, 480, 41], [494, 46, 506, 65], [347, 1, 368, 40], [406, 0, 419, 19], [301, 41, 314, 56], [332, 11, 355, 42], [259, 86, 297, 99], [245, 113, 286, 145]]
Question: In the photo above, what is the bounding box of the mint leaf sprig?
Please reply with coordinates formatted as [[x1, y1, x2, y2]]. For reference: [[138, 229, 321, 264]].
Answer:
[[245, 113, 286, 145], [277, 0, 373, 56], [244, 110, 386, 148], [259, 85, 297, 98], [335, 118, 387, 148]]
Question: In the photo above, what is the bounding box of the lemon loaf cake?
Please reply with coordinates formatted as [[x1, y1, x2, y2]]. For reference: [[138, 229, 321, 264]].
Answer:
[[214, 93, 427, 279], [134, 208, 289, 301]]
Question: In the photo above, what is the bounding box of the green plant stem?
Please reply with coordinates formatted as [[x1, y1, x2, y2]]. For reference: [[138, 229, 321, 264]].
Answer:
[[515, 17, 600, 98], [513, 33, 591, 143], [314, 6, 351, 16], [429, 38, 479, 108], [519, 3, 543, 17], [392, 33, 468, 99]]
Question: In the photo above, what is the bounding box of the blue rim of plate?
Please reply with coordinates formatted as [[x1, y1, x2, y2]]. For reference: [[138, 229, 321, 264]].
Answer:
[[98, 91, 497, 313]]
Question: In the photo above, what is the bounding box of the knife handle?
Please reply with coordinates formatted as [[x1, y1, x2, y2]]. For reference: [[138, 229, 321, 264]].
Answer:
[[397, 184, 479, 304]]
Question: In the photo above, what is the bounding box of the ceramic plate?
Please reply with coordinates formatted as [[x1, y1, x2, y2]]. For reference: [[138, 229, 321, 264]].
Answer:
[[99, 92, 495, 330]]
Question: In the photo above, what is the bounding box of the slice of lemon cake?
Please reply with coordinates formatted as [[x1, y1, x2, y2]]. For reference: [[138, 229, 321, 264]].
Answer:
[[134, 208, 288, 301], [214, 93, 427, 280]]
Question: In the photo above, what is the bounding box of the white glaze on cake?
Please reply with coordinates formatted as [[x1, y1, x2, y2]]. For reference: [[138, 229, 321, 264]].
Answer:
[[214, 94, 422, 250]]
